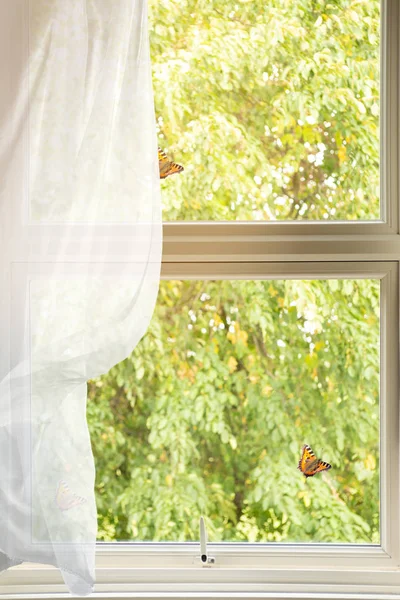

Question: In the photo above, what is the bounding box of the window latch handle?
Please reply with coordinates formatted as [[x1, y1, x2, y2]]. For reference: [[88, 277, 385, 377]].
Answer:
[[198, 516, 215, 566]]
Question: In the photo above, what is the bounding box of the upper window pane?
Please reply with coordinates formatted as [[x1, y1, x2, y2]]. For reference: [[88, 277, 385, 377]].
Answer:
[[150, 0, 380, 221]]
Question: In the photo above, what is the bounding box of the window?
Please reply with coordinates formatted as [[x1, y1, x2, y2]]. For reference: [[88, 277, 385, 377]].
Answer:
[[4, 0, 400, 598]]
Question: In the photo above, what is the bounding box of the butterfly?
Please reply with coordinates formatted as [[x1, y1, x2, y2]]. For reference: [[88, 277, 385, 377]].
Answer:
[[298, 444, 332, 478], [158, 146, 184, 179], [55, 480, 86, 511]]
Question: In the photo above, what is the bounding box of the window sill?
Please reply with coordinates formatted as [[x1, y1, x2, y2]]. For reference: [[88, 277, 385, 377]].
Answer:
[[2, 544, 400, 600]]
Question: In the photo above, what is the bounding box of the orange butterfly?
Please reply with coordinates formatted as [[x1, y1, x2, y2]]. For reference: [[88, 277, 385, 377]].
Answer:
[[298, 444, 331, 478], [158, 147, 184, 179], [55, 480, 86, 511]]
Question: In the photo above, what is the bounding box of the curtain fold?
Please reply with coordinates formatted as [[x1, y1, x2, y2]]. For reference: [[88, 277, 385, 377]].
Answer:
[[0, 0, 161, 594]]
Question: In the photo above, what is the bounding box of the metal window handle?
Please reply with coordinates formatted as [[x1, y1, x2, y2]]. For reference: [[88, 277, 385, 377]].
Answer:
[[199, 516, 215, 566]]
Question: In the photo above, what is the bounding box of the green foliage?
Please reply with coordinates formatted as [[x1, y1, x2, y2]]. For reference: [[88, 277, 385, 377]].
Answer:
[[87, 279, 379, 543], [150, 0, 380, 220]]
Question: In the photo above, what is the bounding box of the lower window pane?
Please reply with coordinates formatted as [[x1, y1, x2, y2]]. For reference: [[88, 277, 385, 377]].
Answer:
[[88, 279, 380, 544]]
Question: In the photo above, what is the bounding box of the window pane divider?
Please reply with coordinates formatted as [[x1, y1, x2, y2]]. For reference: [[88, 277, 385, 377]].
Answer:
[[162, 226, 400, 263]]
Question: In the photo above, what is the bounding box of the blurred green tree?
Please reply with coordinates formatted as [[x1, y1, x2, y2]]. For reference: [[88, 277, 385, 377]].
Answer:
[[150, 0, 380, 220], [88, 279, 379, 543]]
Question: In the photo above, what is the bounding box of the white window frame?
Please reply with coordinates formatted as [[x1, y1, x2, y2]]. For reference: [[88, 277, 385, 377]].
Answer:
[[2, 0, 399, 598]]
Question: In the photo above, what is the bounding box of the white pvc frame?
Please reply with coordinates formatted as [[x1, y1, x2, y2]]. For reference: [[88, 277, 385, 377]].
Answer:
[[2, 0, 399, 598]]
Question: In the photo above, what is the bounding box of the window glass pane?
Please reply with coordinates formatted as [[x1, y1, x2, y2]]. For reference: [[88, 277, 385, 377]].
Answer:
[[150, 0, 380, 221], [88, 279, 380, 543]]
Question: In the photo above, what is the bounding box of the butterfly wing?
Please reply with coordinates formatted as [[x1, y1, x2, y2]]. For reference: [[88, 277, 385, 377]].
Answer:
[[55, 480, 86, 511], [310, 459, 332, 476], [298, 444, 316, 474], [158, 147, 184, 179], [160, 161, 184, 179]]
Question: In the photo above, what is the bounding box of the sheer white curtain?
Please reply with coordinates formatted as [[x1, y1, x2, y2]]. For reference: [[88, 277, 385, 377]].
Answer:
[[0, 0, 161, 594]]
